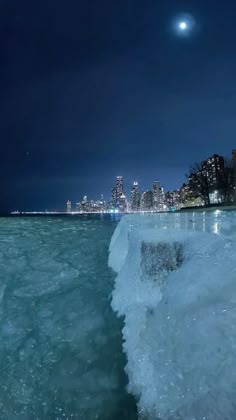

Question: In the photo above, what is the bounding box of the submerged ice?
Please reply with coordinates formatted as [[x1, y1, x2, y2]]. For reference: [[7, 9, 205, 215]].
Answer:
[[0, 217, 137, 419], [109, 211, 236, 420]]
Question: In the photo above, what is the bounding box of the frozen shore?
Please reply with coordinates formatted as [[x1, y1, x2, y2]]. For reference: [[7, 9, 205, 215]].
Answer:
[[109, 211, 236, 419]]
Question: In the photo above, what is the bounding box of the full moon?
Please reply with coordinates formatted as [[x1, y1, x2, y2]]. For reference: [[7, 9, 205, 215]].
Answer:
[[173, 14, 196, 36], [179, 21, 187, 31]]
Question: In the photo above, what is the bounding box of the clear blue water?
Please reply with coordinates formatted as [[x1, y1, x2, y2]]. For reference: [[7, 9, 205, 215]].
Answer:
[[0, 215, 137, 419]]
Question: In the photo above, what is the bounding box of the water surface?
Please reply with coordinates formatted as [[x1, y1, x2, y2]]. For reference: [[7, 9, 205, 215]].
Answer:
[[0, 215, 137, 419]]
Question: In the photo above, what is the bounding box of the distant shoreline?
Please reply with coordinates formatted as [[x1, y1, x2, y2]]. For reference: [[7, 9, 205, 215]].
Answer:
[[1, 204, 236, 217], [0, 212, 121, 218]]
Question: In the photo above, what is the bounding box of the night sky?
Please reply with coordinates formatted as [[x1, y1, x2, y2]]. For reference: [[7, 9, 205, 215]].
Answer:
[[1, 0, 236, 211]]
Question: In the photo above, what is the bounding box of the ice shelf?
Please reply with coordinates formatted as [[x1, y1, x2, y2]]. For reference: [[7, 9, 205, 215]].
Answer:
[[109, 211, 236, 420]]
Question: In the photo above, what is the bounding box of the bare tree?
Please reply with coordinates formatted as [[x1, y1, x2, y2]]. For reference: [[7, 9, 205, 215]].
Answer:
[[220, 158, 235, 203], [187, 158, 235, 205], [187, 162, 211, 206]]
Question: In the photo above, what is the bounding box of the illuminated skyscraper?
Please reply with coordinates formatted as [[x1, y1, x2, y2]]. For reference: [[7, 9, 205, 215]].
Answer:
[[115, 176, 124, 199], [202, 154, 225, 189], [159, 186, 166, 209], [153, 180, 160, 209], [119, 193, 128, 212], [131, 181, 141, 211], [66, 200, 72, 213], [81, 195, 89, 212], [76, 202, 81, 212], [111, 187, 116, 207], [141, 191, 153, 210], [111, 176, 125, 208]]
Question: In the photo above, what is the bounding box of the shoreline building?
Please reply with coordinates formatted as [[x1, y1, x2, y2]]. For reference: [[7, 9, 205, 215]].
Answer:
[[153, 180, 160, 210], [159, 186, 166, 210], [141, 191, 153, 211], [189, 154, 225, 205], [81, 195, 89, 212], [66, 200, 72, 213], [111, 176, 127, 210], [131, 181, 141, 211], [119, 193, 128, 212]]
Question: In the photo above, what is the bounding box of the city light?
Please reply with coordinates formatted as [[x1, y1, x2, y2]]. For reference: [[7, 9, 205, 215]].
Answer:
[[11, 150, 236, 215], [63, 155, 223, 215]]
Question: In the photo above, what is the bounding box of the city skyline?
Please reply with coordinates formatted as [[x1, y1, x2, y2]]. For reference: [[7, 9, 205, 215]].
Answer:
[[63, 149, 236, 214], [8, 148, 236, 213]]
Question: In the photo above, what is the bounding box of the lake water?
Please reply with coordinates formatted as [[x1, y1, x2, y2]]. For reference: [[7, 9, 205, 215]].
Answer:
[[0, 215, 137, 419]]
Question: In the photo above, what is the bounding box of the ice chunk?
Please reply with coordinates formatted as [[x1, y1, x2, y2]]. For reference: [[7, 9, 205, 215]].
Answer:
[[141, 241, 184, 281], [110, 212, 236, 419], [0, 217, 135, 419]]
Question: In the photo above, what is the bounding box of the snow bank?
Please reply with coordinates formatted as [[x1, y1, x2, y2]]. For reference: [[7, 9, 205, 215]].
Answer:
[[109, 211, 236, 419]]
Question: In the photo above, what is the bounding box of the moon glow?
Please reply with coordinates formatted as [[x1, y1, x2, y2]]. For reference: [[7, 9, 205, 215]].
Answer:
[[173, 14, 196, 36]]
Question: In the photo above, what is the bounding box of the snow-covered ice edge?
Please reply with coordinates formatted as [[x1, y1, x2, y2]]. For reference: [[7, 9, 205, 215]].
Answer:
[[109, 212, 236, 419]]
